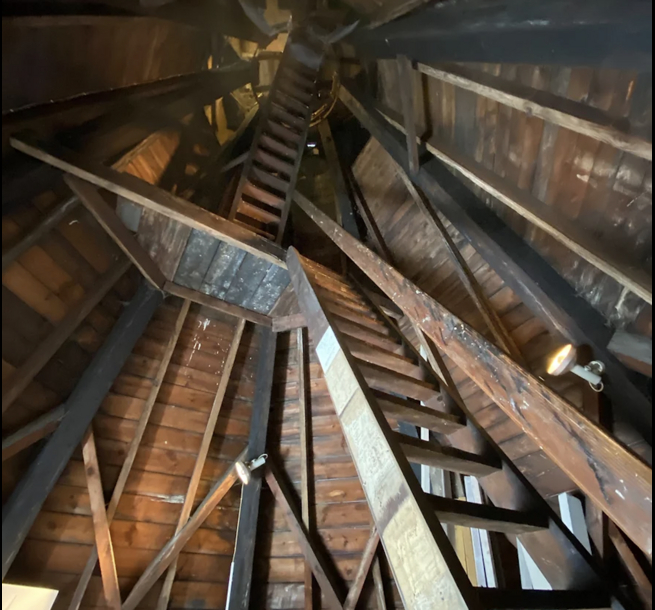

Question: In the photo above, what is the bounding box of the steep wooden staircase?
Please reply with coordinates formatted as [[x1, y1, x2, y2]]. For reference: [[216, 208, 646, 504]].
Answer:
[[287, 249, 633, 610], [227, 43, 320, 243]]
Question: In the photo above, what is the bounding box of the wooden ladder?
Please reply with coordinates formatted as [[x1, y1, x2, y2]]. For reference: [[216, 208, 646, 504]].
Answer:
[[287, 249, 634, 610], [227, 41, 320, 243]]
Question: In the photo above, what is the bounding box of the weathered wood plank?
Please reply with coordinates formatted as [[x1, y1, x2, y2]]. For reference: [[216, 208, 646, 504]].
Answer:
[[2, 282, 163, 579], [1, 405, 66, 462], [67, 299, 191, 610], [1, 259, 130, 414], [287, 247, 480, 610], [11, 134, 288, 268], [81, 429, 122, 610], [292, 191, 653, 562], [65, 176, 167, 289], [343, 528, 381, 610], [418, 62, 652, 161]]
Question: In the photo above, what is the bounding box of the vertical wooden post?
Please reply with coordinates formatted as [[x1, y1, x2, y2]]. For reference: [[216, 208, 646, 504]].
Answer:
[[157, 318, 247, 610], [297, 327, 316, 609], [2, 281, 163, 579], [226, 327, 277, 610], [396, 55, 420, 176]]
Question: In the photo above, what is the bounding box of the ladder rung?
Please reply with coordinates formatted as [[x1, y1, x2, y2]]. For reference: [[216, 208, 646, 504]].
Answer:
[[317, 287, 371, 315], [254, 149, 295, 176], [260, 133, 299, 160], [250, 166, 290, 194], [243, 181, 286, 209], [273, 90, 310, 115], [358, 361, 440, 403], [278, 79, 313, 104], [396, 432, 501, 477], [237, 201, 281, 226], [374, 390, 465, 434], [266, 119, 302, 145], [270, 104, 306, 130], [324, 300, 388, 333], [347, 337, 423, 380], [424, 495, 548, 534], [233, 218, 276, 241], [476, 588, 611, 609], [335, 318, 403, 355], [283, 66, 315, 90]]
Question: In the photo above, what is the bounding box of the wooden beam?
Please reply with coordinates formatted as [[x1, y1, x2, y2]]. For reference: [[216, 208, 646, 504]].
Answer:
[[609, 524, 653, 610], [164, 281, 273, 327], [2, 281, 163, 579], [226, 327, 277, 610], [1, 195, 79, 271], [287, 247, 481, 610], [297, 328, 315, 610], [396, 55, 420, 176], [349, 0, 652, 70], [157, 318, 246, 610], [65, 176, 167, 289], [371, 557, 388, 610], [68, 299, 190, 610], [2, 405, 66, 462], [343, 528, 381, 610], [370, 97, 652, 304], [608, 331, 652, 378], [292, 191, 654, 562], [318, 120, 360, 239], [264, 461, 347, 610], [1, 259, 130, 414], [81, 429, 122, 610], [395, 171, 524, 363], [121, 454, 246, 610], [11, 134, 288, 269], [417, 63, 652, 161], [272, 313, 307, 333], [339, 80, 652, 442]]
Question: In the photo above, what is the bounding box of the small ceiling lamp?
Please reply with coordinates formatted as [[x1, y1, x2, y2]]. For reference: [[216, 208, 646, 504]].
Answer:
[[547, 344, 605, 392], [235, 454, 269, 486]]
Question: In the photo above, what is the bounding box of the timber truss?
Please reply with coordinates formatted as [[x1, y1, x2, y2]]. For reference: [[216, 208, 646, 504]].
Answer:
[[2, 23, 653, 610]]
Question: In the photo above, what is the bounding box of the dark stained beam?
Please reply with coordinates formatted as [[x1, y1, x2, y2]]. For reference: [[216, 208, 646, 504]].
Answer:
[[339, 81, 653, 443], [396, 55, 419, 176], [1, 280, 163, 579], [12, 134, 287, 268], [226, 327, 277, 610], [348, 0, 652, 71], [292, 191, 654, 562]]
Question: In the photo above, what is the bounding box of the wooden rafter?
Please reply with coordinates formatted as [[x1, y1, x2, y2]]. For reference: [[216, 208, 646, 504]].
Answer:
[[365, 95, 653, 304], [292, 190, 653, 562], [68, 298, 191, 610], [122, 453, 247, 610], [2, 282, 163, 579], [1, 257, 130, 415], [11, 134, 288, 268], [417, 62, 652, 161], [339, 81, 652, 440], [81, 429, 122, 610], [343, 528, 381, 610], [397, 55, 420, 176], [157, 318, 247, 610], [1, 405, 67, 462], [65, 176, 167, 290], [264, 461, 347, 610]]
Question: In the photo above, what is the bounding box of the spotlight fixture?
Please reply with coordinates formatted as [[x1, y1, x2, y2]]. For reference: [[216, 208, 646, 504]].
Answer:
[[235, 454, 269, 486], [547, 344, 606, 392]]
